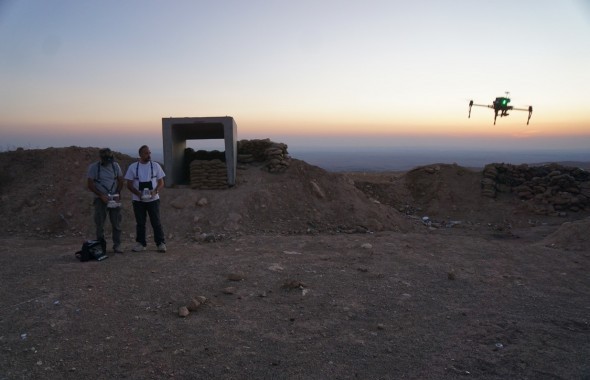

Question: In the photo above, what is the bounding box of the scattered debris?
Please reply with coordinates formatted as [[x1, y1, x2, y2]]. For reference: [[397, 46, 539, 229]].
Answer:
[[281, 279, 307, 290]]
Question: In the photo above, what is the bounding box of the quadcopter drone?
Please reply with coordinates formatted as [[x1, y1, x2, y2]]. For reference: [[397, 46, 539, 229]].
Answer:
[[468, 92, 533, 125]]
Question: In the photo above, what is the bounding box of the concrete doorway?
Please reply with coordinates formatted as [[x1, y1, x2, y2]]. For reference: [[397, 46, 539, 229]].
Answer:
[[162, 117, 237, 187]]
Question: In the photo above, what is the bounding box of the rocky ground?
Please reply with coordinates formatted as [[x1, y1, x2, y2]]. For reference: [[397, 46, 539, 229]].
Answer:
[[0, 147, 589, 379]]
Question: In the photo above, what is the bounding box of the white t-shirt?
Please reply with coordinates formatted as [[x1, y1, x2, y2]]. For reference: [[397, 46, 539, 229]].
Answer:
[[124, 161, 166, 202]]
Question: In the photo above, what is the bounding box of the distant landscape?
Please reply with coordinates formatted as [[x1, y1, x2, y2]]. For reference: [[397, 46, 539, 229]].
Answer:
[[289, 148, 590, 172], [130, 146, 590, 173], [4, 144, 589, 173]]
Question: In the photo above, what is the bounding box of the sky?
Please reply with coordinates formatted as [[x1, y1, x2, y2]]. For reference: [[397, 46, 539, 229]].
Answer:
[[1, 0, 589, 159]]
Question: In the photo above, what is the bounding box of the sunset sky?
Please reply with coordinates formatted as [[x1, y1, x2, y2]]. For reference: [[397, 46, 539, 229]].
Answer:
[[1, 0, 589, 157]]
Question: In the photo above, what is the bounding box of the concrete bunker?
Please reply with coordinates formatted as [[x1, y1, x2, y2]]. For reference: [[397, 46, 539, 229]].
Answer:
[[162, 117, 237, 188]]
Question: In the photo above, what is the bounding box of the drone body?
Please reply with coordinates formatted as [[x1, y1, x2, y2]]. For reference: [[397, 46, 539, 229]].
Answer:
[[468, 92, 533, 125]]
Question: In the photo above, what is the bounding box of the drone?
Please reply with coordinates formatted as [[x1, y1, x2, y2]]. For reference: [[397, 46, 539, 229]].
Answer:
[[468, 92, 533, 125]]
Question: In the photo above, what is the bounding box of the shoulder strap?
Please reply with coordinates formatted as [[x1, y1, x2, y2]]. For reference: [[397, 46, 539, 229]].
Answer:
[[95, 161, 101, 182], [135, 161, 154, 179]]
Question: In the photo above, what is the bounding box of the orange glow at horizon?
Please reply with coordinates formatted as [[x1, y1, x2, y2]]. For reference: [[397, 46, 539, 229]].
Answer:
[[238, 117, 589, 139], [2, 113, 588, 144]]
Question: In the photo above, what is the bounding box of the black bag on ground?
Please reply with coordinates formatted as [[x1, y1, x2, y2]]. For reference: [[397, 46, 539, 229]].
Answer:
[[75, 239, 108, 262]]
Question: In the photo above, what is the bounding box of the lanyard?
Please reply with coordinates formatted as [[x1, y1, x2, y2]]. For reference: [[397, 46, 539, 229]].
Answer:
[[135, 161, 154, 181], [95, 162, 117, 193]]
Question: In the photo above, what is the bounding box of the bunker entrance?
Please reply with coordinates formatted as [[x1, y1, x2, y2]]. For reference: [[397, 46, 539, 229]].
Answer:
[[162, 117, 237, 188], [184, 140, 229, 189]]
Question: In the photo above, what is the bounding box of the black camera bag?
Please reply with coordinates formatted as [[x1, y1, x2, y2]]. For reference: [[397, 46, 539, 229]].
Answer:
[[75, 239, 108, 262]]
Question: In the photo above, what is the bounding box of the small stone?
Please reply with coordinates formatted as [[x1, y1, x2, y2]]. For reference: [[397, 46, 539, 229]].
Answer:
[[222, 287, 236, 295], [448, 272, 456, 280], [268, 263, 284, 272], [282, 280, 306, 289], [178, 306, 189, 317], [196, 295, 208, 304], [227, 273, 245, 281], [310, 181, 325, 199], [187, 298, 201, 311], [361, 243, 372, 249]]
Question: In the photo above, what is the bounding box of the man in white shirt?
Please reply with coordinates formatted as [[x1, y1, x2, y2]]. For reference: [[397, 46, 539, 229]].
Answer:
[[125, 145, 167, 252]]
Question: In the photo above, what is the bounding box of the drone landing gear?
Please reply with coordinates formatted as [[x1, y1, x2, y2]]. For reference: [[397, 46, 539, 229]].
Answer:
[[468, 96, 533, 125], [527, 106, 533, 125]]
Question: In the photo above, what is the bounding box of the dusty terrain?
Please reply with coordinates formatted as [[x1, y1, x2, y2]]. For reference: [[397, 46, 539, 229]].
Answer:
[[0, 147, 589, 379]]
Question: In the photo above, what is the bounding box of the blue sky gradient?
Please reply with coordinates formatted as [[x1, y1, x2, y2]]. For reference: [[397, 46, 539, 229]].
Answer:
[[1, 0, 589, 160]]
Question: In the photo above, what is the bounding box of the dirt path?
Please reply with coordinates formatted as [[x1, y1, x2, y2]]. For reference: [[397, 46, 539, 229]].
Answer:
[[1, 231, 588, 379]]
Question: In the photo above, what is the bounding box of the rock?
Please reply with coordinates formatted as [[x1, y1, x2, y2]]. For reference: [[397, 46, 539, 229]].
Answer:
[[310, 181, 325, 199], [268, 263, 284, 272], [228, 212, 242, 222], [170, 198, 187, 210], [361, 243, 372, 249], [187, 298, 201, 311], [178, 306, 189, 317], [480, 163, 589, 211], [282, 279, 306, 289], [227, 272, 245, 281], [222, 287, 236, 294]]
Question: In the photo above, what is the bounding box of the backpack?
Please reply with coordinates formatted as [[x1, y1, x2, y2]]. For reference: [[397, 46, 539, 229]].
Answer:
[[75, 239, 108, 262]]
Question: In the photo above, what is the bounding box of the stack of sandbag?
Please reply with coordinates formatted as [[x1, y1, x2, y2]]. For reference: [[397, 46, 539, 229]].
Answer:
[[189, 159, 229, 190], [237, 138, 291, 173]]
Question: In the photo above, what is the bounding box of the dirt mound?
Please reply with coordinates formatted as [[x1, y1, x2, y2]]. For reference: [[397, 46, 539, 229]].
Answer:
[[0, 147, 135, 237], [351, 164, 518, 228], [0, 147, 412, 241], [541, 217, 590, 251], [2, 147, 589, 244]]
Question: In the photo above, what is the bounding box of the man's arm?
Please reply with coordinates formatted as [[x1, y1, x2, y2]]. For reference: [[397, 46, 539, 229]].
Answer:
[[127, 179, 141, 198], [88, 178, 108, 203], [153, 178, 164, 196], [116, 175, 124, 194], [115, 163, 124, 194]]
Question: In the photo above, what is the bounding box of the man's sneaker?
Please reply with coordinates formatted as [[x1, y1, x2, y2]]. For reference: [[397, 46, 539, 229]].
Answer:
[[132, 243, 146, 252], [157, 243, 167, 252], [113, 245, 124, 254]]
